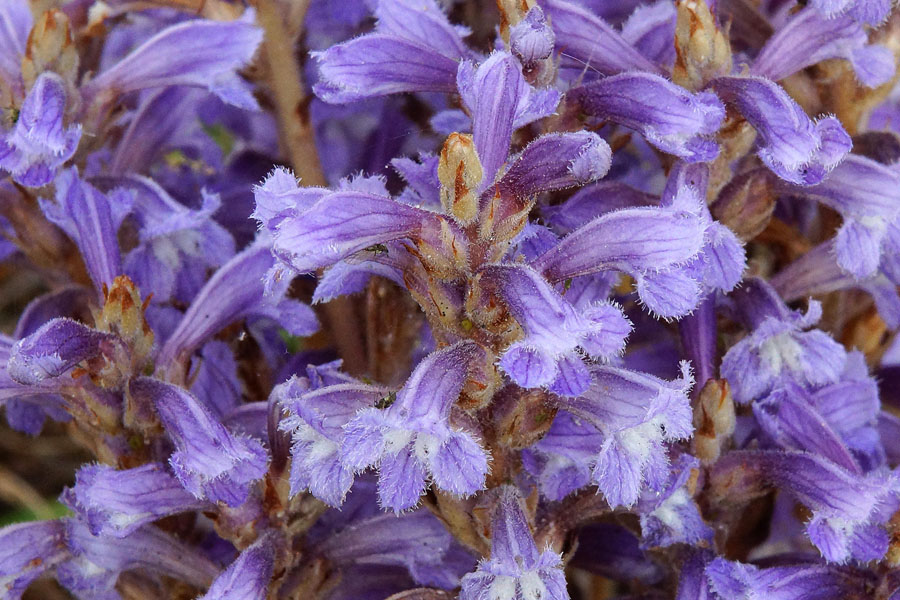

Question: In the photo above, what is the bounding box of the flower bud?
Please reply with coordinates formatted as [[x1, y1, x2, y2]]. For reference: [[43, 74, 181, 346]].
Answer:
[[95, 275, 155, 381], [673, 0, 732, 90], [438, 133, 484, 225], [692, 379, 735, 464]]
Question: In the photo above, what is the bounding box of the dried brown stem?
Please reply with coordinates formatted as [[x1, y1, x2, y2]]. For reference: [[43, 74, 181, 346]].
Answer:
[[0, 463, 56, 521], [253, 0, 367, 375]]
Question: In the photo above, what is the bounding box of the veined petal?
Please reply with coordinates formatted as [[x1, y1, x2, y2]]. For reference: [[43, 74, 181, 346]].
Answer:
[[711, 76, 851, 185], [498, 131, 611, 197], [40, 170, 130, 294], [0, 0, 30, 90], [198, 536, 274, 600], [541, 0, 664, 75], [129, 377, 268, 507], [533, 203, 707, 282], [83, 14, 263, 109], [572, 73, 724, 162], [314, 35, 460, 104], [271, 191, 438, 274], [752, 8, 894, 87], [62, 463, 204, 538], [0, 72, 81, 187], [0, 520, 68, 600], [8, 318, 115, 385]]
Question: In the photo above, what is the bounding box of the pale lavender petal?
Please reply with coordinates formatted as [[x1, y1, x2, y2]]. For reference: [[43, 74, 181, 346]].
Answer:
[[84, 14, 263, 109], [62, 463, 204, 537]]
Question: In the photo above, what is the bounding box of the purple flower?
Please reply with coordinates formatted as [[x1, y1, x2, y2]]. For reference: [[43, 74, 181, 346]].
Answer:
[[751, 8, 894, 87], [572, 72, 725, 162], [459, 487, 568, 600], [198, 535, 274, 600], [509, 7, 555, 68], [457, 52, 560, 187], [721, 278, 847, 404], [39, 170, 131, 295], [316, 509, 471, 588], [276, 372, 386, 506], [809, 0, 892, 25], [82, 12, 263, 110], [0, 72, 81, 187], [717, 450, 899, 563], [521, 410, 603, 501], [0, 520, 68, 599], [62, 463, 205, 537], [0, 1, 30, 97], [711, 77, 851, 185], [7, 318, 117, 386], [776, 155, 900, 279], [156, 239, 317, 370], [483, 263, 630, 397], [705, 558, 873, 600], [774, 239, 900, 329], [558, 362, 694, 507], [313, 0, 472, 103], [541, 0, 664, 76], [59, 519, 220, 598], [253, 174, 440, 275], [119, 176, 236, 304], [637, 454, 713, 548], [533, 187, 709, 318], [342, 341, 489, 512], [129, 377, 268, 507]]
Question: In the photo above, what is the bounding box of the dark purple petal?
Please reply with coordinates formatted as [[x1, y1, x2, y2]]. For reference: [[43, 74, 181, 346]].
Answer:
[[8, 318, 116, 385], [498, 131, 611, 197]]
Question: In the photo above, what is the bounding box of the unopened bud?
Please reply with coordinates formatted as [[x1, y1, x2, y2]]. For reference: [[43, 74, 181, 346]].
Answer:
[[673, 0, 732, 91], [711, 168, 776, 241], [95, 275, 155, 379], [22, 10, 80, 94], [491, 387, 557, 448], [439, 133, 484, 225], [693, 379, 735, 464]]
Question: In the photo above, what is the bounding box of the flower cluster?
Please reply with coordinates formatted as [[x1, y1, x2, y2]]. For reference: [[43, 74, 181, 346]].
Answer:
[[1, 0, 900, 599]]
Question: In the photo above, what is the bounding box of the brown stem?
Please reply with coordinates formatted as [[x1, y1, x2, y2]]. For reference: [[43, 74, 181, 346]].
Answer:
[[254, 0, 367, 375], [0, 463, 56, 520]]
